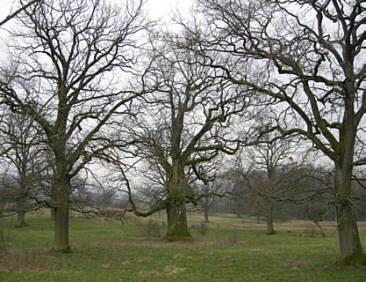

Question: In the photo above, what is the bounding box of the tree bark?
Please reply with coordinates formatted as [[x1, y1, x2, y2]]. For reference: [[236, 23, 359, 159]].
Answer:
[[15, 198, 28, 227], [266, 206, 275, 235], [313, 220, 326, 238], [165, 164, 192, 241], [52, 176, 71, 252], [165, 200, 191, 241], [335, 163, 363, 263], [203, 206, 209, 223], [50, 208, 56, 221], [334, 96, 364, 264]]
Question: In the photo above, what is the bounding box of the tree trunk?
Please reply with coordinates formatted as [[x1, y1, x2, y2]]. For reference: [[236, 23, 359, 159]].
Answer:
[[165, 164, 192, 241], [16, 210, 27, 227], [50, 207, 56, 221], [203, 206, 209, 223], [15, 199, 28, 227], [266, 206, 275, 235], [52, 177, 71, 252], [335, 164, 363, 264], [165, 200, 191, 241], [313, 220, 326, 238]]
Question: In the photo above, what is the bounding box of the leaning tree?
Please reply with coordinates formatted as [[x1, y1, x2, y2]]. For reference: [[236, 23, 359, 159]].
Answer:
[[190, 0, 366, 263], [0, 0, 148, 252]]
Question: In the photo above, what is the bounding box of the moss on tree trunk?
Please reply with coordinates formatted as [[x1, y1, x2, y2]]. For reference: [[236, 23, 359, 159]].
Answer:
[[335, 165, 364, 264], [165, 200, 192, 241], [164, 165, 192, 241]]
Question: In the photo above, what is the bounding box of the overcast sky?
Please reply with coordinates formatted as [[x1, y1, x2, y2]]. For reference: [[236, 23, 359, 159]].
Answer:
[[0, 0, 195, 23], [147, 0, 194, 21]]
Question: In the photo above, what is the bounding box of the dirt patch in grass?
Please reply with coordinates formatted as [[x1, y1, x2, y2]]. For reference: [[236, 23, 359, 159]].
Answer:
[[0, 248, 55, 273]]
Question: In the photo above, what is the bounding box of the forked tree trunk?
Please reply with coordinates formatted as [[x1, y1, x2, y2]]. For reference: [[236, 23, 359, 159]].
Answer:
[[53, 177, 71, 252], [165, 165, 192, 241], [266, 206, 275, 235]]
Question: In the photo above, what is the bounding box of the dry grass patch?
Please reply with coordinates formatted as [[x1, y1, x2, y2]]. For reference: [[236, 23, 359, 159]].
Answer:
[[173, 253, 184, 259], [164, 265, 186, 276], [138, 270, 161, 278]]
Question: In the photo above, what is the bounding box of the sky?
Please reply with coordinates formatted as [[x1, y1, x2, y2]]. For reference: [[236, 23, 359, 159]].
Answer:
[[0, 0, 195, 57], [0, 0, 195, 23], [147, 0, 194, 21], [0, 0, 195, 185]]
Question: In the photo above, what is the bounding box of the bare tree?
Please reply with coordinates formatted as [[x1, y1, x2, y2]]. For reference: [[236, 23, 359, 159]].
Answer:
[[115, 34, 252, 241], [191, 157, 230, 223], [190, 0, 366, 264], [0, 111, 44, 227], [0, 0, 41, 27], [195, 180, 225, 223], [237, 136, 301, 235], [0, 0, 148, 252]]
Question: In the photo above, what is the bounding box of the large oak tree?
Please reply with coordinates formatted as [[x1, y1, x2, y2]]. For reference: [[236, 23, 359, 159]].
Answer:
[[119, 35, 253, 241], [0, 0, 148, 252], [190, 0, 366, 263]]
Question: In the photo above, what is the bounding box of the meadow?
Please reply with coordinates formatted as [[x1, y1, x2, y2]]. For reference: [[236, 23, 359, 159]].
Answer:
[[0, 211, 366, 281]]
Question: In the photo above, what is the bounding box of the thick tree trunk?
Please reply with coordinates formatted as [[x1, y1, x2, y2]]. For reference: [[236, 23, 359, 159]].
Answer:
[[332, 94, 365, 264], [335, 164, 363, 264], [52, 177, 71, 252], [15, 199, 27, 227], [266, 206, 275, 235], [165, 200, 191, 241], [165, 165, 192, 241]]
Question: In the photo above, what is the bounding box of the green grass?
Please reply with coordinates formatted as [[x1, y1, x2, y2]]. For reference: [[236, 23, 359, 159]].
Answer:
[[0, 212, 366, 281]]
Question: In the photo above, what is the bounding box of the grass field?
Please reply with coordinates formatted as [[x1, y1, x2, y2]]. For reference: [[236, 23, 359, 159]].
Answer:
[[0, 211, 366, 281]]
